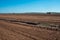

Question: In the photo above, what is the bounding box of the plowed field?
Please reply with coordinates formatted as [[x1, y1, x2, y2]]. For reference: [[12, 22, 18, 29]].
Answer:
[[0, 14, 60, 40]]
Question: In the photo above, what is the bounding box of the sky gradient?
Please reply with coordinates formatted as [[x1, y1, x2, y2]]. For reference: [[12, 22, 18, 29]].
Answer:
[[0, 0, 60, 13]]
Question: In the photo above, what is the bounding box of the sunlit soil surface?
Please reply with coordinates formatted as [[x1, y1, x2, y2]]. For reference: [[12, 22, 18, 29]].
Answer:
[[0, 14, 60, 40]]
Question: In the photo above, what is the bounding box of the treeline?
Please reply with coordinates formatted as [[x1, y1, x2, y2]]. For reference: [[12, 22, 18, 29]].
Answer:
[[0, 12, 60, 14]]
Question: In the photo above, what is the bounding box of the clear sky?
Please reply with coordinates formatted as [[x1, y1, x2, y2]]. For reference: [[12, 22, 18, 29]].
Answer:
[[0, 0, 60, 13]]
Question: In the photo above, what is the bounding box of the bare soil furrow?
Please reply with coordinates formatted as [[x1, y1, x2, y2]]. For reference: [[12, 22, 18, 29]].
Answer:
[[0, 24, 34, 40], [0, 20, 60, 40]]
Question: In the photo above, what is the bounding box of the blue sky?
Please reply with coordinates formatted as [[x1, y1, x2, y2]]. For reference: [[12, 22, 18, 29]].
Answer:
[[0, 0, 60, 13]]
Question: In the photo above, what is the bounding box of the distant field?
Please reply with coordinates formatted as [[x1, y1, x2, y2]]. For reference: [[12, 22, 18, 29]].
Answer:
[[0, 14, 60, 40], [0, 14, 60, 22]]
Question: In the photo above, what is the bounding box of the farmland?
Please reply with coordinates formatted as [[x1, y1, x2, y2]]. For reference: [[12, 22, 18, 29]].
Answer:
[[0, 14, 60, 40]]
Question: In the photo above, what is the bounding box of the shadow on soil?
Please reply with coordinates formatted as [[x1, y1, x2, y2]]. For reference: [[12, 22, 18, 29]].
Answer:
[[0, 18, 60, 31]]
